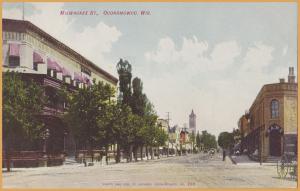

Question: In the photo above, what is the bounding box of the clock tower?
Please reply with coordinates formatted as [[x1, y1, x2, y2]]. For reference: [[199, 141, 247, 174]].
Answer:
[[189, 110, 196, 134]]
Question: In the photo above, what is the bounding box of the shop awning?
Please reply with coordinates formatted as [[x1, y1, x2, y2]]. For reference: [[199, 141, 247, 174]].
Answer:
[[62, 67, 72, 77], [83, 75, 92, 86], [47, 58, 62, 72], [9, 44, 20, 57], [33, 52, 44, 64], [74, 72, 84, 82]]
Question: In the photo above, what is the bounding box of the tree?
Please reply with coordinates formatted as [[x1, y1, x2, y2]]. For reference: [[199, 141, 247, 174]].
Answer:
[[196, 131, 201, 151], [142, 100, 159, 160], [130, 77, 148, 160], [201, 130, 217, 150], [117, 59, 132, 106], [110, 103, 135, 163], [65, 80, 115, 162], [3, 72, 46, 171], [154, 127, 168, 159], [218, 131, 234, 150], [131, 77, 147, 116], [189, 131, 196, 153]]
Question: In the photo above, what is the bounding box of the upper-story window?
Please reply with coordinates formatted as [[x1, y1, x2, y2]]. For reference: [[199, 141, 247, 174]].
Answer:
[[8, 44, 20, 67], [271, 99, 279, 118], [33, 52, 44, 71], [9, 56, 20, 67], [81, 66, 91, 76]]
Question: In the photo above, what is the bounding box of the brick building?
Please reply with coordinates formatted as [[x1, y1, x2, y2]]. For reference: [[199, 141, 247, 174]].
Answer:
[[238, 67, 297, 161]]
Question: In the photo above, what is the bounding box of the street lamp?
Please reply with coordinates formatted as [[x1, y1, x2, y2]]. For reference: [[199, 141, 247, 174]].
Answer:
[[41, 128, 50, 153]]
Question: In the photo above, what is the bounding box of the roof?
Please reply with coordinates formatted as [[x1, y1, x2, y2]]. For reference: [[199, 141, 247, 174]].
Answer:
[[248, 82, 297, 112], [3, 18, 118, 85]]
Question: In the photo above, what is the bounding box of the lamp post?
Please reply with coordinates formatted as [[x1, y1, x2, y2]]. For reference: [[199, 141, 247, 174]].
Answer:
[[41, 129, 50, 153]]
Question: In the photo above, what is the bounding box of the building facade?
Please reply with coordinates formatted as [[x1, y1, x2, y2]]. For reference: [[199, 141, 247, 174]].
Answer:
[[189, 110, 196, 134], [238, 67, 297, 161], [157, 118, 169, 133], [3, 19, 118, 158]]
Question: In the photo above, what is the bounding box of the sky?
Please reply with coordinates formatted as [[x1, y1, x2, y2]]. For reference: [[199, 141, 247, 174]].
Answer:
[[3, 2, 297, 136]]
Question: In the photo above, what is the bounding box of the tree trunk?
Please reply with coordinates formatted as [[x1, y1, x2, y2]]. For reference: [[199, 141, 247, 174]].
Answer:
[[167, 143, 169, 157], [105, 145, 109, 165], [146, 146, 149, 160], [116, 144, 121, 163], [157, 147, 160, 159], [5, 144, 11, 172], [129, 145, 133, 162], [134, 146, 138, 162], [151, 147, 154, 160], [140, 145, 143, 161]]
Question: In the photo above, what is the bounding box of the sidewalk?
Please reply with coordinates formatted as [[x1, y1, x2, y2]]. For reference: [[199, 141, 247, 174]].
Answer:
[[229, 155, 277, 166], [230, 154, 256, 165]]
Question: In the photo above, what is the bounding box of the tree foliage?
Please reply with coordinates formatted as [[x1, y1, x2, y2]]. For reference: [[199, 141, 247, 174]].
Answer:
[[201, 130, 217, 149], [65, 80, 115, 152], [3, 72, 46, 171], [196, 131, 201, 148], [217, 131, 234, 149]]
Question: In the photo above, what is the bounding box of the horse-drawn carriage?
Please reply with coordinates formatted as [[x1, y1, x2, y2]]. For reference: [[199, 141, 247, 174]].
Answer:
[[277, 134, 297, 179]]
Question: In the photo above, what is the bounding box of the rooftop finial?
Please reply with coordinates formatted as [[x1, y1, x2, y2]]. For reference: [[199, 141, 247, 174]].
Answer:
[[288, 67, 295, 83]]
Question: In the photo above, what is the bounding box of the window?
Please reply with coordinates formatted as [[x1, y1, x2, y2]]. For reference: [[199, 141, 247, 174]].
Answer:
[[81, 66, 91, 76], [271, 99, 279, 118], [47, 69, 51, 76], [9, 56, 20, 67], [33, 63, 38, 71], [76, 81, 80, 88], [53, 70, 57, 78]]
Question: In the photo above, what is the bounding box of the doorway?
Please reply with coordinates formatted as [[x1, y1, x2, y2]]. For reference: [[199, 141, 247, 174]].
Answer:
[[269, 130, 282, 156]]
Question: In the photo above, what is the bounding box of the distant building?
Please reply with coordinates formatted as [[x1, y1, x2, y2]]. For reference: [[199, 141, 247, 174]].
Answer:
[[238, 67, 297, 161], [189, 110, 196, 134], [157, 118, 169, 133]]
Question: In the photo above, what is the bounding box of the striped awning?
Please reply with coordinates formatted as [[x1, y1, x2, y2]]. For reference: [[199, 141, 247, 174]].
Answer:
[[62, 67, 72, 77], [9, 44, 20, 57], [33, 52, 44, 64], [47, 58, 62, 72], [83, 75, 92, 86], [74, 72, 84, 82]]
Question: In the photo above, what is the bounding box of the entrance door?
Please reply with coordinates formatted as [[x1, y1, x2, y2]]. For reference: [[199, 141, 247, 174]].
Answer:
[[269, 130, 282, 156]]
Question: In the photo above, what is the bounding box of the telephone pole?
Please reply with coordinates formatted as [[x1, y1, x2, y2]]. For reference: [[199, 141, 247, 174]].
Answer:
[[22, 2, 25, 20]]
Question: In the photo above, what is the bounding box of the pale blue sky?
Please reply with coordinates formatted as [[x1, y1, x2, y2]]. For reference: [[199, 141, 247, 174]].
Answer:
[[3, 2, 297, 136]]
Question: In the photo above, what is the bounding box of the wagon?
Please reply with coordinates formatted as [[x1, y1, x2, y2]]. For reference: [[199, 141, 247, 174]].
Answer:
[[277, 134, 297, 179]]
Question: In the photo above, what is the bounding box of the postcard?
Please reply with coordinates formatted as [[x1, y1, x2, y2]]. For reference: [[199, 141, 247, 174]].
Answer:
[[2, 2, 298, 189]]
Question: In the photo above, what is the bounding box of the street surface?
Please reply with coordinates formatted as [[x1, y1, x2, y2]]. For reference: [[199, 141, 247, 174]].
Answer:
[[3, 153, 297, 188]]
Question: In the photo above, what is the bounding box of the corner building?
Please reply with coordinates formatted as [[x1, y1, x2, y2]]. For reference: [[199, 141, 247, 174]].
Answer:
[[3, 19, 118, 157], [239, 67, 297, 161]]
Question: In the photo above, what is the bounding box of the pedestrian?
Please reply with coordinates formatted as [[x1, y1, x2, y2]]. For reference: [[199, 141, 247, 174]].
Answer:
[[222, 149, 226, 161]]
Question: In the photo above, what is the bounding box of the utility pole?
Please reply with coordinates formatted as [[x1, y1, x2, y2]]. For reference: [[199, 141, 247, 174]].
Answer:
[[166, 112, 171, 157], [22, 2, 25, 20]]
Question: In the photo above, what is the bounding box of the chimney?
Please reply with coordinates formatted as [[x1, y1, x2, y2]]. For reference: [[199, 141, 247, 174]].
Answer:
[[279, 78, 285, 83], [288, 67, 296, 83]]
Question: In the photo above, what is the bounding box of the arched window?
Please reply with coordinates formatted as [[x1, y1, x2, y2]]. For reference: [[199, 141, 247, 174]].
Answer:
[[271, 99, 279, 118]]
